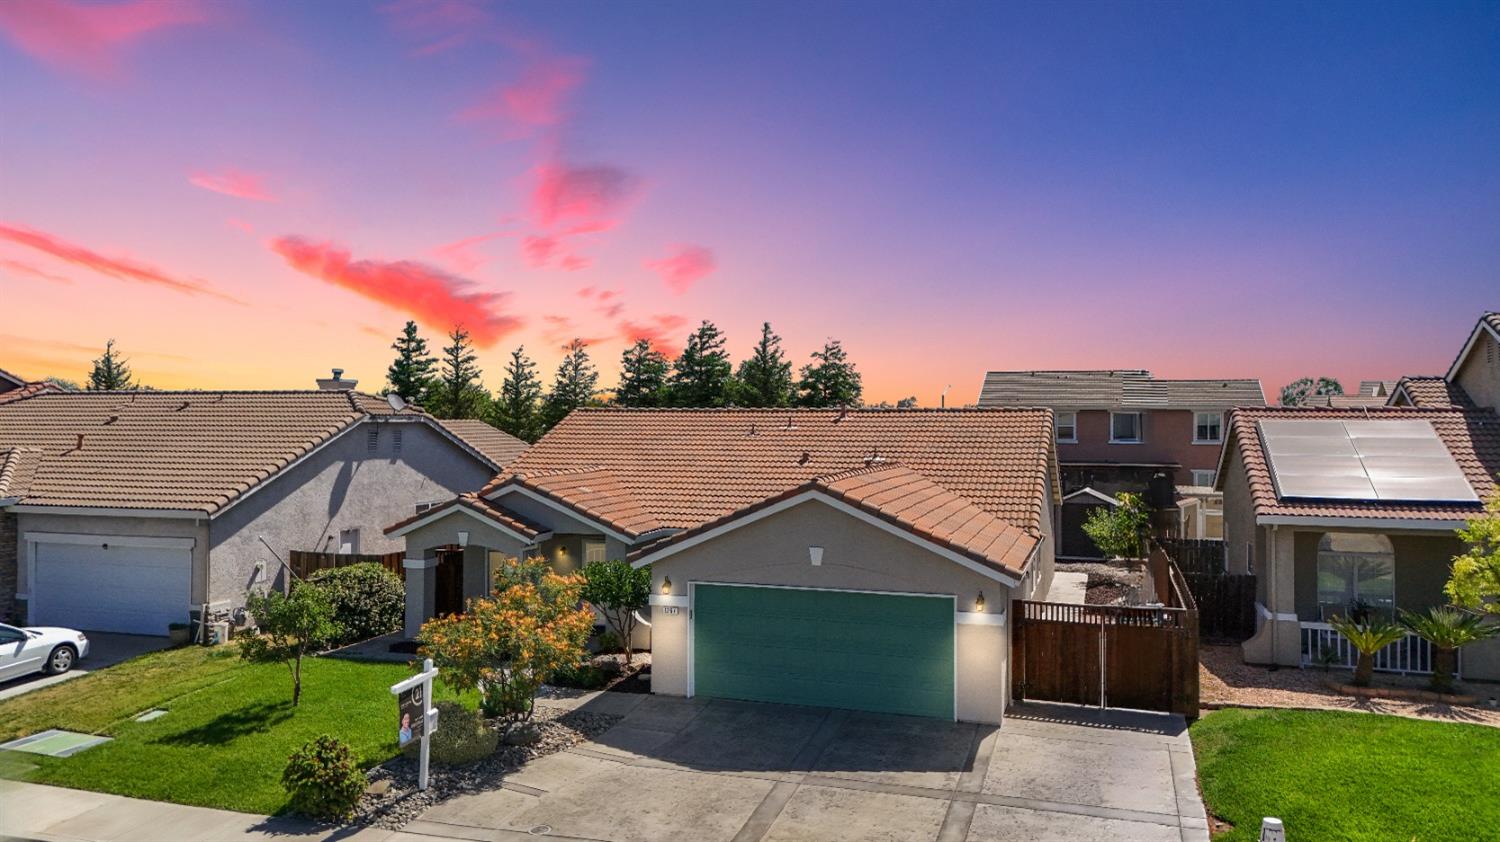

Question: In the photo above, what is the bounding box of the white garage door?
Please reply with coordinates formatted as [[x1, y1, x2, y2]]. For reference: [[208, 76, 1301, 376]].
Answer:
[[32, 540, 192, 635]]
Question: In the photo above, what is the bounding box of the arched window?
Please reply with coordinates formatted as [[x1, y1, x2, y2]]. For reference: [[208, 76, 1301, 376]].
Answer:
[[1316, 533, 1395, 620]]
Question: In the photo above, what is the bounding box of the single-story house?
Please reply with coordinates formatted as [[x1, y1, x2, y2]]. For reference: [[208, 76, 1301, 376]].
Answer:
[[1216, 404, 1500, 680], [0, 371, 526, 634], [386, 407, 1060, 724]]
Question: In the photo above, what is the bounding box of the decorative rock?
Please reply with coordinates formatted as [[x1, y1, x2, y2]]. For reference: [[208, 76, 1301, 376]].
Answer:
[[502, 723, 542, 746], [365, 780, 392, 796]]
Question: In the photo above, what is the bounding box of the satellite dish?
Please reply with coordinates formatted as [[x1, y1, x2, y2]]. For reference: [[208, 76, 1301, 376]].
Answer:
[[387, 393, 407, 413]]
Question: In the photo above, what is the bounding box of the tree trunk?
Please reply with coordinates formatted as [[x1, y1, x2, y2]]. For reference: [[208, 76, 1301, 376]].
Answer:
[[292, 653, 303, 706], [1354, 652, 1374, 687], [1432, 648, 1457, 693]]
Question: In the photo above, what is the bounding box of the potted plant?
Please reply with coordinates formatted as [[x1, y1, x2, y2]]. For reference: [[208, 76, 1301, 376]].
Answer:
[[1327, 614, 1406, 687], [167, 622, 192, 646], [1400, 606, 1499, 693]]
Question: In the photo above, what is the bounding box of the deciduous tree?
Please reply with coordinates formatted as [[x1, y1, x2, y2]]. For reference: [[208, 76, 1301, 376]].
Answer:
[[581, 559, 652, 665], [1279, 377, 1344, 406], [240, 584, 338, 706], [1446, 495, 1500, 615]]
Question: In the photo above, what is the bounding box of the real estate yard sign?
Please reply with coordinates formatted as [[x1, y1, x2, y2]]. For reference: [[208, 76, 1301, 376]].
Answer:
[[391, 658, 440, 790]]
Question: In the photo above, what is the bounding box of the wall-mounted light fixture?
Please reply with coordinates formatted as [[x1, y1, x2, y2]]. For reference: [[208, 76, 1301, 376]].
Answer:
[[809, 546, 824, 566], [661, 576, 672, 595], [456, 530, 470, 548], [975, 590, 986, 612]]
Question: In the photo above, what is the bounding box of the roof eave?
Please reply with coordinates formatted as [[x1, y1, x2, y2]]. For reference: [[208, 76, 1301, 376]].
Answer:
[[1445, 315, 1500, 381]]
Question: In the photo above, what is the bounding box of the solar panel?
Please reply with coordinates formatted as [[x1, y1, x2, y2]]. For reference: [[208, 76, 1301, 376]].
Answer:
[[1258, 419, 1478, 503]]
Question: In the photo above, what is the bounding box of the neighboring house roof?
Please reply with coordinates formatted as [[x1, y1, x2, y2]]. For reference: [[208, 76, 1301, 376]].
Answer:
[[1061, 487, 1119, 506], [1217, 406, 1500, 523], [474, 407, 1060, 541], [0, 447, 42, 502], [0, 390, 498, 515], [1387, 376, 1474, 409], [384, 492, 550, 542], [1300, 393, 1391, 408], [1358, 380, 1398, 398], [1445, 311, 1500, 380], [0, 381, 67, 405], [0, 368, 26, 390], [978, 370, 1265, 411], [433, 419, 529, 468], [629, 463, 1039, 581]]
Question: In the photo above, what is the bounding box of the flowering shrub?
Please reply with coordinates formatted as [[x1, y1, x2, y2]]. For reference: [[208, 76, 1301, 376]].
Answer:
[[282, 734, 365, 821], [417, 555, 593, 725]]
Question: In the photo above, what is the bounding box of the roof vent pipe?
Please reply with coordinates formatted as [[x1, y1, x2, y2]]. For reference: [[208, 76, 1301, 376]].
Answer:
[[316, 368, 358, 391], [75, 433, 84, 450]]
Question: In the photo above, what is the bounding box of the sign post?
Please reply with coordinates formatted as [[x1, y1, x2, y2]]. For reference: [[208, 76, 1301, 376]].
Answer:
[[390, 658, 440, 791]]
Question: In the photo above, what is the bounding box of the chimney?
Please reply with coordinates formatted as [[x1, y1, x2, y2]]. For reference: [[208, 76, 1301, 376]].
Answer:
[[316, 368, 358, 391]]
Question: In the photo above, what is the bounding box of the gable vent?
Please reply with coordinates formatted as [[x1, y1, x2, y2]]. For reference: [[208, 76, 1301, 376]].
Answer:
[[367, 427, 379, 452]]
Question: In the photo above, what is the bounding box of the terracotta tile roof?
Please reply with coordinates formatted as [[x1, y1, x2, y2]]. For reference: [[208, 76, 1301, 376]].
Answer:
[[1221, 406, 1500, 521], [480, 408, 1059, 539], [0, 390, 470, 514], [978, 370, 1264, 411], [0, 367, 27, 389], [0, 448, 42, 501], [384, 492, 547, 539], [434, 420, 529, 468], [1301, 394, 1391, 408], [632, 463, 1037, 578], [1390, 376, 1474, 409], [0, 380, 68, 405]]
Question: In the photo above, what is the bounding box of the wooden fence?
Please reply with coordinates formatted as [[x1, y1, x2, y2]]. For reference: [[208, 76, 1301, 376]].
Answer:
[[1013, 548, 1199, 718], [1153, 537, 1226, 576], [1183, 572, 1257, 641], [288, 550, 406, 581]]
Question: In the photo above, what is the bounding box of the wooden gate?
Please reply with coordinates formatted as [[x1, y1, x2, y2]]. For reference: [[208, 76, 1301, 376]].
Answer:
[[1012, 551, 1199, 717]]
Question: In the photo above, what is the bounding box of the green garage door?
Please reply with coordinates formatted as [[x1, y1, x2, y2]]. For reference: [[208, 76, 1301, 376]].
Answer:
[[693, 584, 955, 719]]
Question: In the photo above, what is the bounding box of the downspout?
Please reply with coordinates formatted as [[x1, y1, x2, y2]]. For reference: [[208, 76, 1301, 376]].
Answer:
[[1267, 523, 1279, 662]]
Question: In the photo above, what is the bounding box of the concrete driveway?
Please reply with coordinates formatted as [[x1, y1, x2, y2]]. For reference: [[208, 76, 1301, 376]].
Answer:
[[0, 633, 171, 701], [404, 696, 1209, 842]]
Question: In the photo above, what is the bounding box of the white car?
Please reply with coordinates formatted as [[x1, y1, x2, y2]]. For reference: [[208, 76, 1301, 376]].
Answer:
[[0, 623, 90, 682]]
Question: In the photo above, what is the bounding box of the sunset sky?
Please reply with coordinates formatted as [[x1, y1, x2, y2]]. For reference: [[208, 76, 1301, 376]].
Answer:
[[2, 1, 1497, 404]]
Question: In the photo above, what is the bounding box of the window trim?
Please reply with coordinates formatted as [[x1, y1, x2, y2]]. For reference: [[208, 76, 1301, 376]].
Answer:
[[1190, 469, 1217, 487], [1192, 410, 1223, 445], [1054, 411, 1078, 444], [1109, 411, 1143, 444], [583, 538, 608, 566], [1315, 532, 1396, 621]]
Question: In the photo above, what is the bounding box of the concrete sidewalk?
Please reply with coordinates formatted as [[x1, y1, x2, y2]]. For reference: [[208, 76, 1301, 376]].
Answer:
[[0, 781, 400, 842]]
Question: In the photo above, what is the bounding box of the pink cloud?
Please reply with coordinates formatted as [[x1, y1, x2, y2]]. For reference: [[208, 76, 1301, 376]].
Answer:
[[268, 235, 523, 346], [619, 314, 689, 357], [226, 218, 255, 235], [521, 234, 560, 268], [646, 244, 716, 294], [380, 0, 492, 56], [458, 54, 587, 130], [0, 0, 210, 80], [530, 162, 637, 229], [559, 254, 591, 271], [432, 231, 505, 273], [0, 221, 235, 301], [0, 258, 72, 284], [189, 169, 276, 202]]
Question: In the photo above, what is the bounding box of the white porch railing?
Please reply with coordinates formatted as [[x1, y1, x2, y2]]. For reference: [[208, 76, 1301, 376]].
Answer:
[[1299, 622, 1443, 675]]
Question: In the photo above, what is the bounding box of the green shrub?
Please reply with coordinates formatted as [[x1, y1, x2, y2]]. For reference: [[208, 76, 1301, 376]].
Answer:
[[282, 734, 366, 821], [594, 629, 623, 655], [1081, 492, 1151, 558], [550, 661, 609, 690], [401, 701, 498, 765], [307, 563, 404, 646]]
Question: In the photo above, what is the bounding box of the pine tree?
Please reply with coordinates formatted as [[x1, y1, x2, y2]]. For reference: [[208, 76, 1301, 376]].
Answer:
[[734, 322, 793, 407], [668, 321, 733, 407], [616, 339, 669, 407], [542, 339, 600, 430], [797, 339, 863, 407], [87, 339, 137, 390], [385, 321, 437, 407], [492, 346, 544, 443], [431, 327, 487, 419]]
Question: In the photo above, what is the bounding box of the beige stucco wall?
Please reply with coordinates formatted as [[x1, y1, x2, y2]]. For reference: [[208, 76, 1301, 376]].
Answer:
[[642, 497, 1020, 724], [1290, 531, 1461, 620], [1454, 327, 1500, 414]]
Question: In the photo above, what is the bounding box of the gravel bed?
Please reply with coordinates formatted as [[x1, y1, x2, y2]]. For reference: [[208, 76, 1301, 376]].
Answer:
[[1058, 560, 1144, 606], [354, 706, 621, 829], [1199, 643, 1500, 728]]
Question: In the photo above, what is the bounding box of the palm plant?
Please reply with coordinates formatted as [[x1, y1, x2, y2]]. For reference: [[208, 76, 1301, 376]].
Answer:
[[1400, 607, 1499, 693], [1327, 614, 1406, 687]]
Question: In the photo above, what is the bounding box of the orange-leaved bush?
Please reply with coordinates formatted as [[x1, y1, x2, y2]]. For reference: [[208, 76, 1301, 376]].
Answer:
[[417, 555, 593, 725]]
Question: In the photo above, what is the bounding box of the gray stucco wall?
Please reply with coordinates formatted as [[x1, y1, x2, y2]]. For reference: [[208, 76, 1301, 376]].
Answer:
[[15, 511, 210, 611], [207, 419, 495, 608], [643, 497, 1017, 723]]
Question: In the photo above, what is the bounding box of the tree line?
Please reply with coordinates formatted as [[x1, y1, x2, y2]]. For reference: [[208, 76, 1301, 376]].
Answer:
[[386, 320, 864, 442]]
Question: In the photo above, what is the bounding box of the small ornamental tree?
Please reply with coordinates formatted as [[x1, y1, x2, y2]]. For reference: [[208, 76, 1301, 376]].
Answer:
[[1081, 492, 1152, 559], [417, 556, 592, 726], [1446, 494, 1500, 615], [1327, 614, 1406, 687], [282, 734, 365, 821], [1401, 606, 1499, 692], [241, 584, 338, 706], [581, 559, 651, 665]]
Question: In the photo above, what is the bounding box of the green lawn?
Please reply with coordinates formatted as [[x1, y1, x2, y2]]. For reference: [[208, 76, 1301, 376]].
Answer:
[[0, 645, 466, 815], [1191, 708, 1500, 842]]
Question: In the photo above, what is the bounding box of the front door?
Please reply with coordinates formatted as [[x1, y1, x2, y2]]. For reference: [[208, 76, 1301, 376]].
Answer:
[[434, 549, 465, 617]]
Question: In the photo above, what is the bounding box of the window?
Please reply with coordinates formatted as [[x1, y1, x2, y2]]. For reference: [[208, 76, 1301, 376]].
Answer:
[[1055, 411, 1077, 443], [1316, 533, 1395, 620], [1110, 411, 1142, 443], [338, 528, 361, 555], [1193, 411, 1222, 444], [584, 539, 607, 565], [366, 427, 379, 452], [1190, 469, 1216, 487]]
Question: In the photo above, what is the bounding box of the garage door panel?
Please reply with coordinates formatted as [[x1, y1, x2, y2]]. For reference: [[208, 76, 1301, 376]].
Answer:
[[33, 542, 191, 635], [693, 584, 954, 719]]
